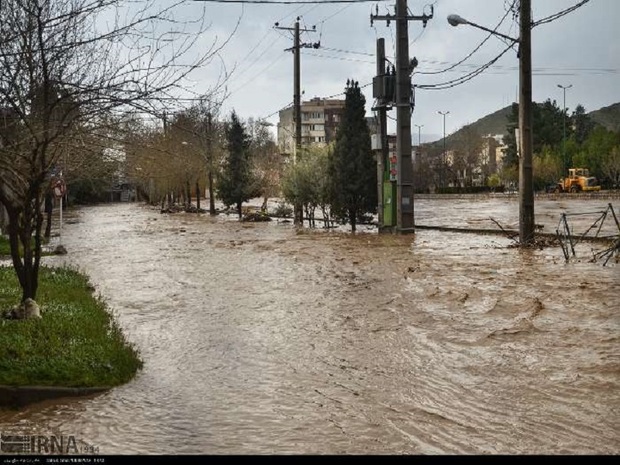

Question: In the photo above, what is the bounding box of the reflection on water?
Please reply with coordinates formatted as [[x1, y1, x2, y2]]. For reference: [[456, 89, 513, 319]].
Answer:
[[0, 200, 618, 454]]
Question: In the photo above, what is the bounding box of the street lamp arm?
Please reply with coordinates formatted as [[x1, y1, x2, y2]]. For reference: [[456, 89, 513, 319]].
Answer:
[[447, 14, 519, 43]]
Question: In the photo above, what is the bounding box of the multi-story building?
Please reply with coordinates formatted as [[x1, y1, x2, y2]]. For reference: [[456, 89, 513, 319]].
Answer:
[[277, 97, 346, 156]]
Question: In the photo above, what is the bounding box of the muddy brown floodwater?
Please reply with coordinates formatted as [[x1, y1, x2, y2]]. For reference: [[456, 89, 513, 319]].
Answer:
[[0, 197, 618, 454]]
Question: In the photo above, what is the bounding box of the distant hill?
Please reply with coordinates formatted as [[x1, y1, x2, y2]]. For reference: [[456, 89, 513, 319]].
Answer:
[[459, 105, 514, 138], [427, 104, 513, 148], [588, 102, 620, 133], [426, 101, 620, 149]]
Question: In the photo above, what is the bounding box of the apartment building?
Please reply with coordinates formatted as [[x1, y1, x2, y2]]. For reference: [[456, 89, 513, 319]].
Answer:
[[277, 97, 345, 156]]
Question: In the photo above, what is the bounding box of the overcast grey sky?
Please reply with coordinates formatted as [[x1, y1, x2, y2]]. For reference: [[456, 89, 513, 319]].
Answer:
[[168, 0, 619, 142]]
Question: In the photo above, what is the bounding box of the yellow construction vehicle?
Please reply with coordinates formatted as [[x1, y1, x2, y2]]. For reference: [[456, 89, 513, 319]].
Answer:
[[555, 168, 601, 193]]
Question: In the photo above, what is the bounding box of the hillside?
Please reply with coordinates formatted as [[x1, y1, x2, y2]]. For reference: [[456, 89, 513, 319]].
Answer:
[[427, 104, 513, 148], [588, 102, 620, 133], [427, 101, 620, 148]]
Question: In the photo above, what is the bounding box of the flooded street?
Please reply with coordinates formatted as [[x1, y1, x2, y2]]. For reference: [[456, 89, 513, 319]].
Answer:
[[0, 197, 618, 454]]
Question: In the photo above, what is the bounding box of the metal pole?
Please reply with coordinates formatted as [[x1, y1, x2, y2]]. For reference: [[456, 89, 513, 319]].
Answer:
[[558, 84, 572, 175], [563, 87, 566, 174], [207, 112, 216, 215], [519, 0, 535, 245], [438, 111, 449, 188], [414, 124, 423, 146]]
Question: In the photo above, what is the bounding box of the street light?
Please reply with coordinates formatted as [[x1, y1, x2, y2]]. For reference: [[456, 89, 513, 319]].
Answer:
[[414, 124, 424, 147], [557, 83, 573, 175], [438, 111, 449, 187], [448, 5, 535, 245], [447, 14, 519, 44]]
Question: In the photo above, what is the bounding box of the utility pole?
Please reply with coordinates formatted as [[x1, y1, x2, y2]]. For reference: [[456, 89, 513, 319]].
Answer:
[[519, 0, 535, 245], [371, 0, 432, 234], [438, 111, 449, 188], [275, 19, 317, 226], [375, 38, 389, 229], [558, 83, 572, 176]]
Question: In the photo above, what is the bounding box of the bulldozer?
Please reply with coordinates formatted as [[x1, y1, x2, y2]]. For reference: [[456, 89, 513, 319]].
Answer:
[[555, 168, 601, 193]]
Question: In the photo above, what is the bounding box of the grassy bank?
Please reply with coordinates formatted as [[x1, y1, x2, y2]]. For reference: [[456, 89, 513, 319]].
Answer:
[[0, 235, 53, 258], [0, 236, 10, 256], [0, 266, 142, 387]]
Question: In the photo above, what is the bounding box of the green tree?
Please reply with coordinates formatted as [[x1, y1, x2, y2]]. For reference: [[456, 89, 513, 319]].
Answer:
[[533, 145, 562, 190], [328, 80, 376, 232], [486, 173, 501, 189], [503, 99, 566, 170], [281, 145, 331, 228], [571, 104, 595, 145], [217, 111, 260, 218], [575, 126, 620, 183]]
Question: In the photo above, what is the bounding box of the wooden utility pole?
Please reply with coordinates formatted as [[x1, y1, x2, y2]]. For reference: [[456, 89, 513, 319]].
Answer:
[[519, 0, 535, 244], [275, 19, 317, 225], [294, 21, 301, 159], [371, 0, 432, 234]]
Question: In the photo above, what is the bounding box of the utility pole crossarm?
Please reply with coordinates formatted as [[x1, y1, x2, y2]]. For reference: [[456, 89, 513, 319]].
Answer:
[[371, 14, 433, 23]]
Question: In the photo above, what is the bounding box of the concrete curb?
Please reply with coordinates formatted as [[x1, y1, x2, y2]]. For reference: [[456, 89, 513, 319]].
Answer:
[[0, 385, 110, 409]]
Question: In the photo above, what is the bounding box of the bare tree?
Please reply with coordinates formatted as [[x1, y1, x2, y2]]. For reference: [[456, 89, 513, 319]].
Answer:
[[247, 118, 281, 212], [0, 0, 231, 303], [601, 146, 620, 189], [450, 127, 483, 187]]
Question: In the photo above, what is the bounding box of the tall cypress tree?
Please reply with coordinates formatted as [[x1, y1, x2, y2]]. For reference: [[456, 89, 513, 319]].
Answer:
[[329, 80, 377, 232], [217, 111, 259, 218]]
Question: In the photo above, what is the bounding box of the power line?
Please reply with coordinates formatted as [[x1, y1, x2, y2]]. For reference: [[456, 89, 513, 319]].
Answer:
[[304, 52, 374, 64], [533, 0, 591, 27], [417, 1, 515, 76], [192, 1, 390, 4], [417, 43, 515, 90], [319, 46, 374, 57]]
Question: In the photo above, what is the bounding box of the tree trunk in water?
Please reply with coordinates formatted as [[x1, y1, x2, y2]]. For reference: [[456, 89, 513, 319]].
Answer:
[[208, 171, 215, 215], [195, 182, 201, 210], [349, 210, 357, 233], [237, 203, 242, 219]]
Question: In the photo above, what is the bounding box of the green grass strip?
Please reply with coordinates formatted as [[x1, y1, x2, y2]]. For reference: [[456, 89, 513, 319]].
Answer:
[[0, 266, 142, 387]]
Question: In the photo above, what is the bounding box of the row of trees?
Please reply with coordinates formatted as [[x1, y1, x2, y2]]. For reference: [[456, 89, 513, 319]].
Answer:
[[0, 0, 227, 302], [126, 80, 377, 232]]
